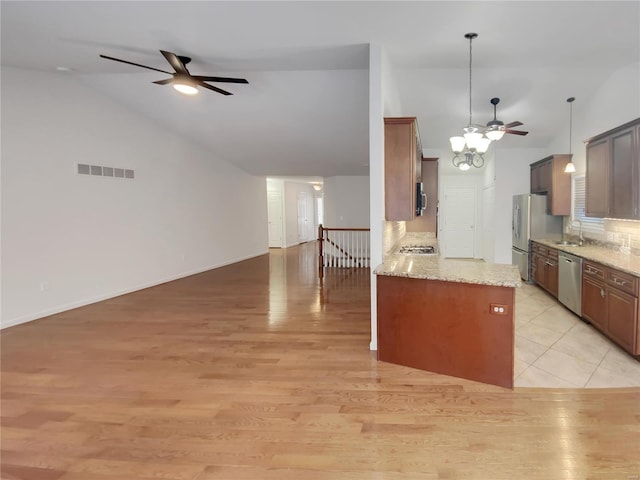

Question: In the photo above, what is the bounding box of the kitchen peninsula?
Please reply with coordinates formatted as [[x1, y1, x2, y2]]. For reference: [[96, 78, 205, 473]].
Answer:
[[375, 234, 521, 388]]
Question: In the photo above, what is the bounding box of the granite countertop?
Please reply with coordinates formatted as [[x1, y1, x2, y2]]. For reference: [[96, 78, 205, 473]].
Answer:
[[533, 238, 640, 277], [375, 233, 522, 288]]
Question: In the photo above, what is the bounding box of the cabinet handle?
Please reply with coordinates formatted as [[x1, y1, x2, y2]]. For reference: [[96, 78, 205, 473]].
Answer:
[[600, 289, 606, 298], [612, 277, 628, 286], [586, 267, 601, 275]]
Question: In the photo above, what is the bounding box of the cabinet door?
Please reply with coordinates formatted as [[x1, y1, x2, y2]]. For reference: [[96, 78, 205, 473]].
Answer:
[[586, 137, 610, 217], [539, 160, 552, 193], [582, 276, 607, 331], [530, 164, 541, 193], [532, 253, 545, 287], [546, 258, 559, 298], [610, 127, 638, 219], [607, 287, 638, 354], [549, 155, 572, 216], [385, 118, 417, 221]]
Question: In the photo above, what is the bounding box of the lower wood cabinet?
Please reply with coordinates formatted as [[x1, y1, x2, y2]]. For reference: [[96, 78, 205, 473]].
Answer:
[[582, 260, 639, 355], [531, 242, 559, 298], [377, 274, 515, 388]]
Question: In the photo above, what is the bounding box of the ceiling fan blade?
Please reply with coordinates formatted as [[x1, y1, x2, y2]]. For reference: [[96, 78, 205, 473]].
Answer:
[[197, 80, 232, 95], [100, 54, 172, 75], [152, 78, 174, 85], [506, 129, 529, 136], [160, 50, 190, 75], [504, 121, 523, 128], [192, 75, 249, 84]]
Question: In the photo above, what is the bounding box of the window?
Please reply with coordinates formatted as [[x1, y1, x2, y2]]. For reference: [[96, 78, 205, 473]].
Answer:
[[571, 174, 604, 237]]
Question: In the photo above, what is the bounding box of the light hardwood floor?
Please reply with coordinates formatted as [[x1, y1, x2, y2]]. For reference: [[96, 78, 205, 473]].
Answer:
[[2, 242, 639, 480]]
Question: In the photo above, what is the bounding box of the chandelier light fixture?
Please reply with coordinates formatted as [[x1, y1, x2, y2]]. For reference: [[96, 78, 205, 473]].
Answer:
[[450, 33, 491, 171], [564, 97, 577, 173]]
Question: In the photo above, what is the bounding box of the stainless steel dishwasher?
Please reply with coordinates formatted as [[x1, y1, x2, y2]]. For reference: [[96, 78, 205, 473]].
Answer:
[[558, 251, 583, 316]]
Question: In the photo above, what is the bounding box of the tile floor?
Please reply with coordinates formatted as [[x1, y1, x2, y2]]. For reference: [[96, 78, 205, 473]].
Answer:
[[515, 282, 640, 388]]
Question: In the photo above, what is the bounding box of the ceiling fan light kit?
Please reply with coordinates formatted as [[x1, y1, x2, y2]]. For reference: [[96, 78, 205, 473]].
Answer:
[[99, 50, 248, 96], [173, 81, 198, 95], [450, 33, 528, 171]]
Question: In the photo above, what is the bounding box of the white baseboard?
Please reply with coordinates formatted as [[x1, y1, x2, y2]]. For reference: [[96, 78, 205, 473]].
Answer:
[[1, 250, 268, 330]]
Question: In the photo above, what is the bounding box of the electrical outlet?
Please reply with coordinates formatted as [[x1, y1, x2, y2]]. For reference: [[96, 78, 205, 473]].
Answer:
[[40, 281, 50, 292], [489, 303, 508, 315]]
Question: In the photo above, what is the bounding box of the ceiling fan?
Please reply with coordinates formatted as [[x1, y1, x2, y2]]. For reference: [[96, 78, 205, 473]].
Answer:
[[99, 50, 248, 96], [485, 97, 528, 140]]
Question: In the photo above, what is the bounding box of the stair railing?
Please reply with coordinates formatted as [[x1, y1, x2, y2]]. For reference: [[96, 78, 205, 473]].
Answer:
[[317, 224, 370, 276]]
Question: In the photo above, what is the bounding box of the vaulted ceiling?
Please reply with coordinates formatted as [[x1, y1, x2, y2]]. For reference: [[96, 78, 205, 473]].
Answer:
[[2, 1, 638, 178]]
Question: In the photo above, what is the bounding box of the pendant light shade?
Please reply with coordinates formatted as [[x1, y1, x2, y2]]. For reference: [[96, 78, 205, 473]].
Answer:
[[450, 33, 490, 171], [450, 136, 466, 153]]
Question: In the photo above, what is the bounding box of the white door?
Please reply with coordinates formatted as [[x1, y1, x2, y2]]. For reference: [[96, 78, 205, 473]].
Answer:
[[442, 186, 476, 258], [267, 190, 284, 248], [297, 191, 308, 243]]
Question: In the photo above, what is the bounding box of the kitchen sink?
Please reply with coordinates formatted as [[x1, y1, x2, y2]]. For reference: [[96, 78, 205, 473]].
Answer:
[[555, 240, 581, 247]]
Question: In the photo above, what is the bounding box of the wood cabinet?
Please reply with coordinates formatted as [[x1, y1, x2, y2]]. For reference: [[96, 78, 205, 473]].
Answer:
[[582, 260, 640, 355], [586, 118, 640, 219], [529, 154, 572, 215], [377, 274, 515, 388], [384, 117, 422, 221], [585, 137, 610, 217], [531, 242, 559, 298]]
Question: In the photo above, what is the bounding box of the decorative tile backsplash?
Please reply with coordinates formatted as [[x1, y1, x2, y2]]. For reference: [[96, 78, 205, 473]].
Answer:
[[604, 218, 640, 254], [567, 217, 640, 256], [383, 221, 405, 257]]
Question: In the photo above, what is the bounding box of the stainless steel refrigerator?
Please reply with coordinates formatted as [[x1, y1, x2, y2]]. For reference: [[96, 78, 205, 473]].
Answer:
[[512, 194, 563, 281]]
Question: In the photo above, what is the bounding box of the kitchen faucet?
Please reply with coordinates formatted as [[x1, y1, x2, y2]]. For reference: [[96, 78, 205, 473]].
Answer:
[[576, 218, 584, 246]]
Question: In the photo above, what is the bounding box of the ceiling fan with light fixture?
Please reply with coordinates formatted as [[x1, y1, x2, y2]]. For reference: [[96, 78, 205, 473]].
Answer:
[[99, 50, 248, 96], [485, 97, 528, 140], [450, 33, 529, 171]]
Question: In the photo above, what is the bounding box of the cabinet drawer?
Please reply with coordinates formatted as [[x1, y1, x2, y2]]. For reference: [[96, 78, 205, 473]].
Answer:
[[607, 269, 638, 296], [583, 261, 606, 280], [531, 243, 547, 256], [546, 248, 558, 261]]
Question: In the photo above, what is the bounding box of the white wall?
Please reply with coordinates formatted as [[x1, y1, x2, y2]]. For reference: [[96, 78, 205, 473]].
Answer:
[[493, 147, 546, 264], [369, 45, 405, 351], [1, 67, 269, 328], [323, 176, 370, 228], [546, 62, 640, 175]]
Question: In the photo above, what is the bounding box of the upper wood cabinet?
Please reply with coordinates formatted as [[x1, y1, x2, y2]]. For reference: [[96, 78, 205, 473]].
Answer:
[[384, 117, 422, 221], [585, 137, 610, 217], [530, 154, 572, 215], [586, 118, 640, 219]]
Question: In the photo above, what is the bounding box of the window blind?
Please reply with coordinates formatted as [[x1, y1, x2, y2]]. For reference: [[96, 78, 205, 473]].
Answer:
[[572, 174, 605, 235]]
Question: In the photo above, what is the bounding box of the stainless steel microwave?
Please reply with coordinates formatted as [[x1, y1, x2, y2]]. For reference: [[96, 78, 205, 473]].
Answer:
[[416, 182, 427, 216]]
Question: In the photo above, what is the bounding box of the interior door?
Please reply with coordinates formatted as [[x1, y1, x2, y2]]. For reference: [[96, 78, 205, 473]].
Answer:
[[267, 190, 284, 248], [441, 186, 476, 258], [297, 191, 309, 243]]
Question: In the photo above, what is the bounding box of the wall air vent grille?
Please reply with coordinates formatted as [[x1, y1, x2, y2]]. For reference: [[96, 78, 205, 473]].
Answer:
[[77, 164, 134, 180]]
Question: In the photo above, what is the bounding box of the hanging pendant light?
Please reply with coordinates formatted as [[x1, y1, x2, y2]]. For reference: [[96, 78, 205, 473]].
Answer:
[[564, 97, 576, 173], [450, 33, 490, 170]]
